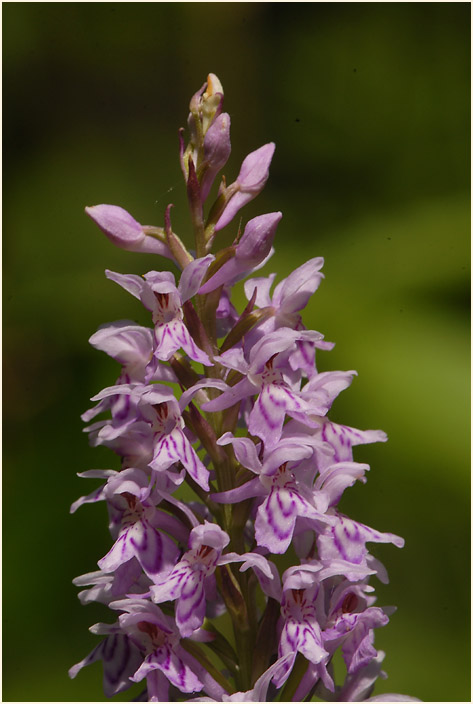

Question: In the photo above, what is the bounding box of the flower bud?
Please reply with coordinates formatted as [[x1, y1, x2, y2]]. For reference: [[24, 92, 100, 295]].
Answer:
[[201, 112, 231, 201], [201, 73, 224, 134], [236, 211, 281, 264], [215, 142, 275, 231], [85, 204, 173, 258], [188, 73, 224, 139], [198, 212, 281, 294]]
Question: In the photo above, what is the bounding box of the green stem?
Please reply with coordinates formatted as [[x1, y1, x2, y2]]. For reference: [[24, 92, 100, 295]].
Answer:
[[280, 653, 309, 702], [180, 639, 235, 694]]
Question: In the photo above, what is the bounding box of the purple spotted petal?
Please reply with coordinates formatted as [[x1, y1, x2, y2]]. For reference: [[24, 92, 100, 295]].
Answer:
[[131, 521, 178, 580], [280, 619, 328, 667], [248, 384, 302, 448], [247, 327, 303, 369], [151, 562, 191, 602], [318, 515, 404, 566], [255, 487, 303, 553], [98, 527, 137, 573], [175, 571, 207, 637], [151, 427, 210, 491], [69, 633, 142, 697], [260, 443, 313, 476], [321, 421, 387, 463], [132, 645, 203, 693], [269, 650, 297, 689], [154, 320, 211, 365], [98, 520, 177, 580]]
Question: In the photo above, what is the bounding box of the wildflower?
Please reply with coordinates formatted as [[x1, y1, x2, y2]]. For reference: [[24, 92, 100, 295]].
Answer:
[[105, 255, 214, 365], [71, 74, 416, 703]]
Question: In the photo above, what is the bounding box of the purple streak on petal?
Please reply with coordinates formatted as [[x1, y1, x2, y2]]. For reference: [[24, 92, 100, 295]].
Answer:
[[173, 321, 212, 365], [269, 650, 297, 688], [132, 646, 203, 693], [98, 529, 135, 573], [321, 421, 387, 463], [248, 385, 290, 447], [176, 571, 206, 637], [129, 520, 178, 580], [157, 428, 209, 491], [70, 484, 107, 514], [69, 634, 142, 697], [255, 489, 299, 553]]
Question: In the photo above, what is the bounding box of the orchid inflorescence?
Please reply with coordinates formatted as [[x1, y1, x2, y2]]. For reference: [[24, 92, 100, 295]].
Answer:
[[70, 74, 418, 703]]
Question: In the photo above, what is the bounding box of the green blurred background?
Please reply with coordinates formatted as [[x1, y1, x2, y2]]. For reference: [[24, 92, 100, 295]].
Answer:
[[3, 3, 470, 702]]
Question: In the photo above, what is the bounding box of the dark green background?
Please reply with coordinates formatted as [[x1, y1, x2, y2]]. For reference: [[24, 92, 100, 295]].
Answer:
[[3, 3, 470, 702]]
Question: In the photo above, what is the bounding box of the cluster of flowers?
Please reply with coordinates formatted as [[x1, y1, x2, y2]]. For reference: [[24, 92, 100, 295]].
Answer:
[[70, 75, 418, 702]]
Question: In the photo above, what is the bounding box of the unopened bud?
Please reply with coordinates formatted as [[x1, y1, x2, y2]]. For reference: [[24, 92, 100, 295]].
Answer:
[[199, 212, 281, 294], [236, 211, 281, 264], [201, 73, 224, 133], [215, 143, 275, 231], [85, 204, 173, 258], [201, 112, 231, 201]]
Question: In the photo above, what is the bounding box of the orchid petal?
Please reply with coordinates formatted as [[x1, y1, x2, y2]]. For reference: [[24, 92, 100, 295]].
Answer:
[[217, 432, 262, 472], [212, 478, 264, 504], [179, 255, 215, 301], [202, 377, 255, 413], [132, 646, 203, 693]]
